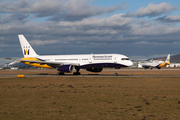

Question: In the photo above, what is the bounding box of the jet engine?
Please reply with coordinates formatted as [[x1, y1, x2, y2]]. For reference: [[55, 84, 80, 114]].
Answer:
[[57, 65, 75, 73], [86, 67, 103, 72]]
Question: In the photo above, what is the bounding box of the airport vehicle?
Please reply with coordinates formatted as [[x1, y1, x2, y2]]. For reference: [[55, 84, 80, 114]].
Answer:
[[141, 54, 170, 69], [18, 35, 133, 75]]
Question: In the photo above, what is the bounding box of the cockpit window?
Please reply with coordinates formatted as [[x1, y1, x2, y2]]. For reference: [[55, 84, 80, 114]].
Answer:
[[121, 58, 129, 60]]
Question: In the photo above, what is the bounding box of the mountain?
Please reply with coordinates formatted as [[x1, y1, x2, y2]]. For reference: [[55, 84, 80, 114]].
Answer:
[[150, 54, 180, 63]]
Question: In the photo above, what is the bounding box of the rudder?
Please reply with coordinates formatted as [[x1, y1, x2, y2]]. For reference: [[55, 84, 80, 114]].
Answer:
[[165, 54, 170, 62], [18, 34, 38, 58]]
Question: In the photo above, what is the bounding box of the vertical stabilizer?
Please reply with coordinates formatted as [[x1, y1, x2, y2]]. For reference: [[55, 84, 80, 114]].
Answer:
[[18, 35, 38, 58], [165, 54, 170, 62]]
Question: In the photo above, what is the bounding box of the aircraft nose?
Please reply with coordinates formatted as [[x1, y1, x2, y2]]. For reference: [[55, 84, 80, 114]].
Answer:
[[128, 60, 133, 67]]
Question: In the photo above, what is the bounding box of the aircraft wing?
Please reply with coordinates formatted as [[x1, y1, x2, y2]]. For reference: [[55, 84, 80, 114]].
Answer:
[[4, 58, 17, 60], [19, 59, 80, 67]]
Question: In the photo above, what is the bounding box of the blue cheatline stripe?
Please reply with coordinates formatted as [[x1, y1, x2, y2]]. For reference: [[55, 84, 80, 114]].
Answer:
[[78, 63, 128, 69]]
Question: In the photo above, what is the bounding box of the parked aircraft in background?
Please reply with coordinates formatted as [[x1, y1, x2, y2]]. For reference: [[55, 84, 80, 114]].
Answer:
[[141, 54, 170, 69], [0, 64, 10, 70], [0, 59, 32, 70], [18, 35, 133, 75]]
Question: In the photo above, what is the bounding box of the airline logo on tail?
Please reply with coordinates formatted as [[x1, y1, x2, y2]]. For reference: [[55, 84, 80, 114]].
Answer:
[[23, 46, 30, 55]]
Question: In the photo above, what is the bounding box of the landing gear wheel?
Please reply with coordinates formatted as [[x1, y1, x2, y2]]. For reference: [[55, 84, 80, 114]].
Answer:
[[57, 71, 65, 75], [73, 72, 81, 75], [114, 73, 118, 76]]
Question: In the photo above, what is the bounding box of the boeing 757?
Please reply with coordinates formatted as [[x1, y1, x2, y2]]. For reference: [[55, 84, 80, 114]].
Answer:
[[141, 54, 170, 69], [18, 35, 133, 75]]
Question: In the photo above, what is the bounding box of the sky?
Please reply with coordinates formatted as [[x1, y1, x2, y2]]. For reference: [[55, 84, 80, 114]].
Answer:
[[0, 0, 180, 63]]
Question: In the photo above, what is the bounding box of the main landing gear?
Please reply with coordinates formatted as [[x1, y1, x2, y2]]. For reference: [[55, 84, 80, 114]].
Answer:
[[57, 71, 65, 75], [73, 69, 81, 75], [57, 69, 81, 75]]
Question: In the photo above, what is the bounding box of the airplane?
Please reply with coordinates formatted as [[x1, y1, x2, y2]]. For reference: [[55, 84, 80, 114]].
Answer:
[[140, 54, 170, 69], [18, 34, 133, 75]]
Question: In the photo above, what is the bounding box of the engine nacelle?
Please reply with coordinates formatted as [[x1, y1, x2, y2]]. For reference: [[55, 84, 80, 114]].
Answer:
[[57, 65, 75, 73], [86, 67, 103, 72]]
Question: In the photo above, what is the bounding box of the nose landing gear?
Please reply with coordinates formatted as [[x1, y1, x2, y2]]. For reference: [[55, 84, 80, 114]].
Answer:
[[114, 68, 119, 76]]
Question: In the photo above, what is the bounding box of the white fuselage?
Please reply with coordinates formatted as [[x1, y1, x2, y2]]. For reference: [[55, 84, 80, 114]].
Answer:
[[36, 54, 133, 68], [141, 60, 164, 67]]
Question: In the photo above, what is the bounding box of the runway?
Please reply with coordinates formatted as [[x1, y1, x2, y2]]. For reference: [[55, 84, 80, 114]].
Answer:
[[1, 74, 180, 78], [1, 68, 180, 78], [105, 68, 180, 71]]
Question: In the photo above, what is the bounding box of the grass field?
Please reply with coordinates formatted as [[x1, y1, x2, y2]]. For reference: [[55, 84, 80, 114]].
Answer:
[[1, 75, 180, 120]]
